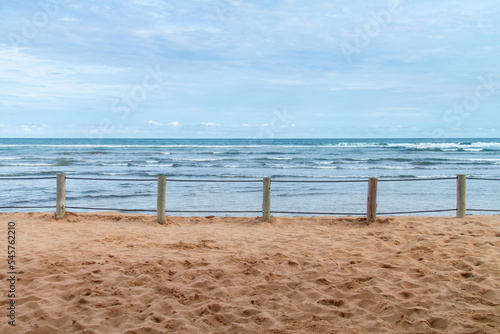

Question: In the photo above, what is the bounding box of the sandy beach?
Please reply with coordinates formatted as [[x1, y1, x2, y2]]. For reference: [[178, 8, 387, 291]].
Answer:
[[1, 212, 499, 333]]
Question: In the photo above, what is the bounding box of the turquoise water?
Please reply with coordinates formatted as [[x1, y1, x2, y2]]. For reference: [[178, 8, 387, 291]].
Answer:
[[0, 138, 499, 215]]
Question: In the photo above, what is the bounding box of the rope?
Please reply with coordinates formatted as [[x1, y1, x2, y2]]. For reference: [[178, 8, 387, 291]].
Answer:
[[273, 177, 457, 183], [378, 177, 457, 182], [468, 177, 500, 181], [66, 206, 156, 212], [467, 208, 500, 212], [2, 205, 495, 215], [273, 179, 367, 183], [0, 176, 464, 183], [66, 177, 262, 182], [166, 210, 262, 213], [272, 211, 365, 215], [378, 209, 457, 215], [67, 177, 156, 182], [66, 207, 261, 213], [0, 206, 55, 209], [168, 179, 262, 183], [0, 177, 56, 180], [270, 209, 457, 215]]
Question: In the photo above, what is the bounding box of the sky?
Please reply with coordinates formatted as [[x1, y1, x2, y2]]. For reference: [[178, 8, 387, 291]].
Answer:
[[0, 0, 499, 139]]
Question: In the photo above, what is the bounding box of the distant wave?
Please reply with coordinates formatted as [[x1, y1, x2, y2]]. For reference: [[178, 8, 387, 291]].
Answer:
[[1, 141, 498, 150]]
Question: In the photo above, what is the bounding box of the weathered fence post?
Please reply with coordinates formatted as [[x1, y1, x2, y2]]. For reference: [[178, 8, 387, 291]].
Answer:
[[262, 177, 271, 222], [367, 177, 378, 221], [157, 175, 167, 224], [457, 174, 466, 218], [56, 173, 66, 219]]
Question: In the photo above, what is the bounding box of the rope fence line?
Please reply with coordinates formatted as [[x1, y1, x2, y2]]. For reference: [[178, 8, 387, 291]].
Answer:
[[468, 177, 500, 181], [378, 209, 457, 215], [272, 209, 459, 216], [168, 179, 262, 183], [0, 176, 461, 183], [0, 176, 57, 180], [66, 207, 263, 214], [273, 179, 368, 183], [67, 206, 156, 213], [166, 210, 262, 213], [273, 211, 365, 216], [67, 177, 157, 182], [1, 174, 499, 223], [378, 177, 457, 182], [0, 206, 55, 209], [2, 207, 496, 214]]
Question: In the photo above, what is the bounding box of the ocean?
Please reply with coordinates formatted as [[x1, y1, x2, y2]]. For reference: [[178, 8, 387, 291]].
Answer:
[[1, 138, 499, 216]]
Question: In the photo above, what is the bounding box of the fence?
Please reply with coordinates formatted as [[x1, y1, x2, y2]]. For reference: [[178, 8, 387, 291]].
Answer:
[[1, 174, 499, 224]]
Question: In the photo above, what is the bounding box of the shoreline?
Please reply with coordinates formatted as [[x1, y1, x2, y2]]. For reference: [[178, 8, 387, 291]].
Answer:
[[1, 212, 499, 333]]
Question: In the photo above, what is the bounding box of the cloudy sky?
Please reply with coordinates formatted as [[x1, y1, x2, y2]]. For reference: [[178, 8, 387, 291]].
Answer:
[[1, 0, 499, 138]]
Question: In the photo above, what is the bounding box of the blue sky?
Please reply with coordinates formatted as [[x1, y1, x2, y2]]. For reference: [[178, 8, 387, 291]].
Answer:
[[1, 0, 499, 138]]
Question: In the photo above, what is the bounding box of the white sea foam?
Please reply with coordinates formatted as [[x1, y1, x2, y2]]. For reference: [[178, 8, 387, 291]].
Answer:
[[101, 163, 129, 167], [312, 166, 338, 169], [171, 158, 220, 162], [10, 163, 55, 167], [1, 141, 499, 150], [136, 164, 174, 167]]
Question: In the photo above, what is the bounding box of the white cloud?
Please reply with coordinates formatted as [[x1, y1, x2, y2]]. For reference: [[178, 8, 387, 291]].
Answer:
[[264, 78, 302, 86], [202, 122, 221, 127], [232, 123, 269, 128], [22, 123, 46, 133], [148, 120, 181, 127], [0, 48, 129, 103], [420, 48, 446, 55], [58, 17, 81, 22]]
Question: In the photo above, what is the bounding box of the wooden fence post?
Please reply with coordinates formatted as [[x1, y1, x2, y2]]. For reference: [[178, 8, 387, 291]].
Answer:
[[56, 173, 66, 219], [157, 175, 167, 224], [262, 177, 271, 222], [367, 177, 378, 221], [457, 174, 466, 218]]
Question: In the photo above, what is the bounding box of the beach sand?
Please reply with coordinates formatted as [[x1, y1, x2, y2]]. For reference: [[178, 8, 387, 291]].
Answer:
[[1, 212, 499, 333]]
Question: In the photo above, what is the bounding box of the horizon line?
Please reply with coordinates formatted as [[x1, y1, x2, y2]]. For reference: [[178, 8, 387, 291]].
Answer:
[[0, 137, 500, 140]]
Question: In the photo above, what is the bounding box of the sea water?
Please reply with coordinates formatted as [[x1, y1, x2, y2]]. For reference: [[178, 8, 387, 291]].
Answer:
[[0, 138, 499, 216]]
